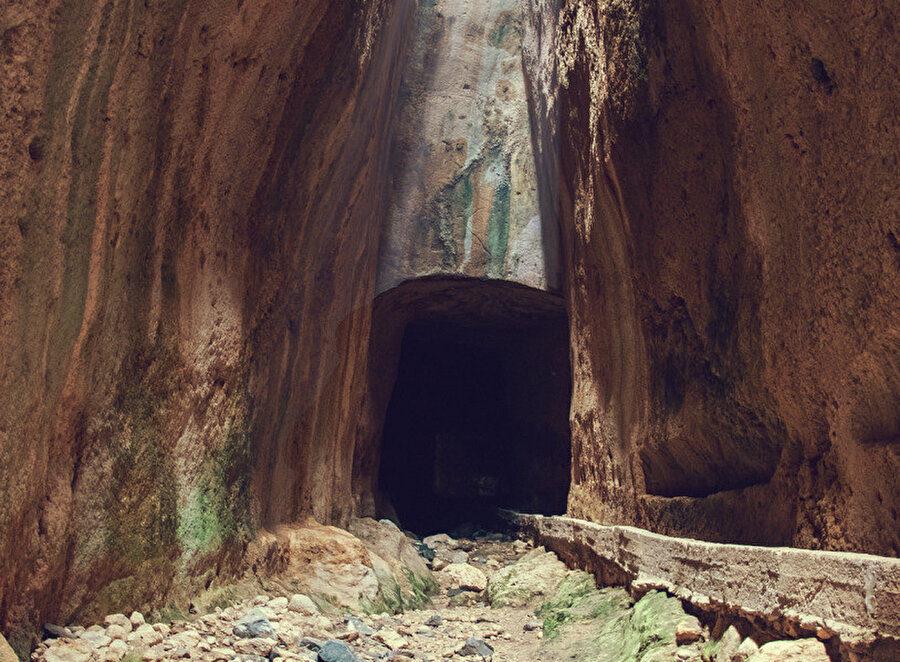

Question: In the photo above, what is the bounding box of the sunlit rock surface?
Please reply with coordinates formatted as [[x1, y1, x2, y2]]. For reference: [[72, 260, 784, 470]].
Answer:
[[377, 0, 560, 292], [523, 0, 899, 553]]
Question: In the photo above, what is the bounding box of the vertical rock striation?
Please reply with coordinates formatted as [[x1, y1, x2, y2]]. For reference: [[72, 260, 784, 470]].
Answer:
[[0, 0, 413, 643], [377, 0, 560, 293], [523, 0, 899, 554]]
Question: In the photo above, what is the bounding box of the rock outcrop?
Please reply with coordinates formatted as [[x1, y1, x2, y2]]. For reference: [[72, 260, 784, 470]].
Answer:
[[522, 0, 899, 554]]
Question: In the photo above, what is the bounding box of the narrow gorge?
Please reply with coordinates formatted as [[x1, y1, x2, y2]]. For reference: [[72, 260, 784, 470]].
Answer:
[[0, 0, 897, 661]]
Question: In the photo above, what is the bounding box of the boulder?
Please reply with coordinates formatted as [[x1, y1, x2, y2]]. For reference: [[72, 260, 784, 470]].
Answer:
[[735, 637, 760, 661], [441, 564, 488, 592], [348, 517, 437, 610], [715, 626, 742, 662], [248, 523, 380, 611], [486, 549, 567, 607]]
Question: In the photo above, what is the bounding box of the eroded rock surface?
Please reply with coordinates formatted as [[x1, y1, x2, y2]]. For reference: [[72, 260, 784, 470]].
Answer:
[[377, 0, 560, 292], [522, 0, 900, 554]]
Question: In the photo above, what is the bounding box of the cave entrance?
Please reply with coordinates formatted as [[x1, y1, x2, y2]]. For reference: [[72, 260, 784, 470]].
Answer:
[[374, 279, 571, 536]]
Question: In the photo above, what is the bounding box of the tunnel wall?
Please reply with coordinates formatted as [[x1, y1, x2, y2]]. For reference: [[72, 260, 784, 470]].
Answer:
[[523, 0, 899, 554]]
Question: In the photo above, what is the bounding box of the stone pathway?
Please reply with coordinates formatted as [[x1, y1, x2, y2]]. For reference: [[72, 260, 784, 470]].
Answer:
[[33, 531, 831, 662]]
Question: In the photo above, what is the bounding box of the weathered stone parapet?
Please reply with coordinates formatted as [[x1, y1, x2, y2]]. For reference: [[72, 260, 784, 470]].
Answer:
[[509, 513, 900, 658]]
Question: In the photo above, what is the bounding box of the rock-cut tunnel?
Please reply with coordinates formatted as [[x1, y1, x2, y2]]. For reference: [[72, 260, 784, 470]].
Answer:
[[365, 278, 571, 536]]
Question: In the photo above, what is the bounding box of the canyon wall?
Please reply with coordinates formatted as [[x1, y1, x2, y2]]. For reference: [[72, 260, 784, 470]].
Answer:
[[523, 0, 899, 554], [0, 0, 412, 645], [377, 0, 560, 292], [1, 0, 898, 650]]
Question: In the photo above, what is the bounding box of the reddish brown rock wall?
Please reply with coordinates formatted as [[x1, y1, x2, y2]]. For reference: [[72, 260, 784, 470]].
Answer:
[[0, 0, 412, 644], [523, 0, 899, 555]]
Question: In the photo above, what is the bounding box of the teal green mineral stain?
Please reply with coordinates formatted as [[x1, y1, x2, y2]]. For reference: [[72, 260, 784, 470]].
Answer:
[[486, 179, 510, 276]]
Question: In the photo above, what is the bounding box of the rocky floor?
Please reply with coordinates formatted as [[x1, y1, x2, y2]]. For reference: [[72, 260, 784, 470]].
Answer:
[[33, 530, 831, 662]]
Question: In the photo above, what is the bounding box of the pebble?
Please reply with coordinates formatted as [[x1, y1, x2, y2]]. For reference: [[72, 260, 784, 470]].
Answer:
[[43, 625, 74, 640], [457, 638, 494, 657], [373, 629, 408, 650], [103, 615, 132, 632], [234, 609, 276, 639], [268, 597, 289, 610], [316, 640, 358, 662], [289, 594, 319, 615]]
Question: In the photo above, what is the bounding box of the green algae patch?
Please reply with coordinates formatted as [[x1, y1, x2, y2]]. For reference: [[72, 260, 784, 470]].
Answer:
[[537, 577, 687, 662], [363, 567, 437, 615], [178, 414, 255, 556], [537, 571, 623, 639]]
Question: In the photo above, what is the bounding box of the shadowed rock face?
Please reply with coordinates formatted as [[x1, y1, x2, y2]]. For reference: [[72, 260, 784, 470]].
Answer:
[[522, 0, 899, 553], [0, 0, 414, 641]]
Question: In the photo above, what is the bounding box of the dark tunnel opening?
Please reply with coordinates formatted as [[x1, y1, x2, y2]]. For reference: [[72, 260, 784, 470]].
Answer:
[[376, 282, 571, 536]]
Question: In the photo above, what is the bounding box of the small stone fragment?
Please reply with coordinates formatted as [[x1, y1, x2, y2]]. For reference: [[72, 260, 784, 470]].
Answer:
[[373, 628, 408, 650], [133, 623, 163, 647], [43, 624, 75, 640], [100, 639, 128, 662], [129, 612, 145, 627], [289, 594, 319, 615], [675, 616, 704, 645], [317, 639, 359, 662], [268, 596, 289, 610], [234, 637, 274, 656], [346, 616, 375, 636], [44, 649, 92, 662], [448, 551, 469, 564], [79, 630, 112, 648], [105, 624, 130, 641], [458, 637, 494, 657], [300, 637, 325, 651], [234, 608, 276, 639], [103, 614, 132, 632], [440, 564, 488, 592]]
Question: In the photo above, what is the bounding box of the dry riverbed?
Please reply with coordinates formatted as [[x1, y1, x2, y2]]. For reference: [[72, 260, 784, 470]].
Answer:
[[32, 529, 830, 662]]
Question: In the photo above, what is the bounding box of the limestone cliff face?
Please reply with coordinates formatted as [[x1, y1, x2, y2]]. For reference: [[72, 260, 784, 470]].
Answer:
[[377, 0, 560, 293], [523, 0, 899, 554], [0, 0, 412, 641]]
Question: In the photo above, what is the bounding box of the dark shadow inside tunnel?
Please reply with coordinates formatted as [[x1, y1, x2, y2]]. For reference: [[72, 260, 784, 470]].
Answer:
[[374, 280, 571, 536]]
